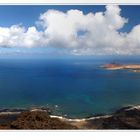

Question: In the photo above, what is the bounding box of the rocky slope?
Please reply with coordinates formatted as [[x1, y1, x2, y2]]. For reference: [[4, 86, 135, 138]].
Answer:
[[68, 105, 140, 129], [0, 109, 77, 129]]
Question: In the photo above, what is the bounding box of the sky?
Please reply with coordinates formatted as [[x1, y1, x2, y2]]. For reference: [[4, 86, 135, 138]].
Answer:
[[0, 5, 140, 57]]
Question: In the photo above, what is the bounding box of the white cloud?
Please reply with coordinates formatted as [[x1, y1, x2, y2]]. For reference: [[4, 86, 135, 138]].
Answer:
[[0, 25, 25, 47], [23, 26, 43, 48], [0, 5, 140, 55], [0, 25, 42, 48]]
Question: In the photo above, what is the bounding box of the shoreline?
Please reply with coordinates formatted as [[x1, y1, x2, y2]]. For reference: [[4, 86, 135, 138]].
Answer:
[[0, 104, 138, 121], [0, 104, 140, 129], [0, 107, 111, 121]]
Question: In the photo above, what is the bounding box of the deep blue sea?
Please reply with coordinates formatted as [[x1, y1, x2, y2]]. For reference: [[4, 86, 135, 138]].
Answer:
[[0, 56, 140, 118]]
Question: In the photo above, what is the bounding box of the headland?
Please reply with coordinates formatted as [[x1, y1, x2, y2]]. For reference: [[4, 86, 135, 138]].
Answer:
[[0, 105, 140, 129]]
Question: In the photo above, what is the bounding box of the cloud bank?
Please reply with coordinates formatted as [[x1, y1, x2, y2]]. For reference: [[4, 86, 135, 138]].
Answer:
[[0, 5, 140, 55]]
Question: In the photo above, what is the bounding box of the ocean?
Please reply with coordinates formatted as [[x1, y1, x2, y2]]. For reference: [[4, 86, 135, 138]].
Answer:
[[0, 56, 140, 118]]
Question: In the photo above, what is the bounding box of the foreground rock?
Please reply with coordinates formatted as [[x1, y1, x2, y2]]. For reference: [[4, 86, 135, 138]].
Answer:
[[11, 111, 77, 129], [0, 110, 77, 129]]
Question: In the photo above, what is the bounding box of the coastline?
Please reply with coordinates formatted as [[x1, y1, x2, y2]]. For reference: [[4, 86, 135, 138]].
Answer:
[[0, 108, 111, 121], [0, 104, 139, 121], [0, 104, 140, 129]]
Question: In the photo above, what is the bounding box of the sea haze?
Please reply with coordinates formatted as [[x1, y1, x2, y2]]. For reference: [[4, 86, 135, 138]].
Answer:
[[0, 56, 140, 118]]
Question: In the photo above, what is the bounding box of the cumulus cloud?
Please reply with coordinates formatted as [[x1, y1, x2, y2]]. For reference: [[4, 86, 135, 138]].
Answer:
[[0, 25, 43, 48], [0, 5, 140, 55]]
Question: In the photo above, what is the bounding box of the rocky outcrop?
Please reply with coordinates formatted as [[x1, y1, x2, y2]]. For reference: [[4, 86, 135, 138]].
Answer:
[[10, 110, 77, 129]]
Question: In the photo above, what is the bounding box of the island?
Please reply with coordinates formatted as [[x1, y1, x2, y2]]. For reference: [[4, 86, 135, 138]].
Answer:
[[102, 63, 140, 72]]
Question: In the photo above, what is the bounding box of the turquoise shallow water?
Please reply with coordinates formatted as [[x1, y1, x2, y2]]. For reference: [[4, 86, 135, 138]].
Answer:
[[0, 57, 140, 118]]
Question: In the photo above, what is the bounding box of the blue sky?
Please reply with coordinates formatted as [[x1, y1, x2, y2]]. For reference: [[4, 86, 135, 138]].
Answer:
[[0, 5, 105, 27], [0, 5, 139, 32], [0, 5, 140, 57]]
